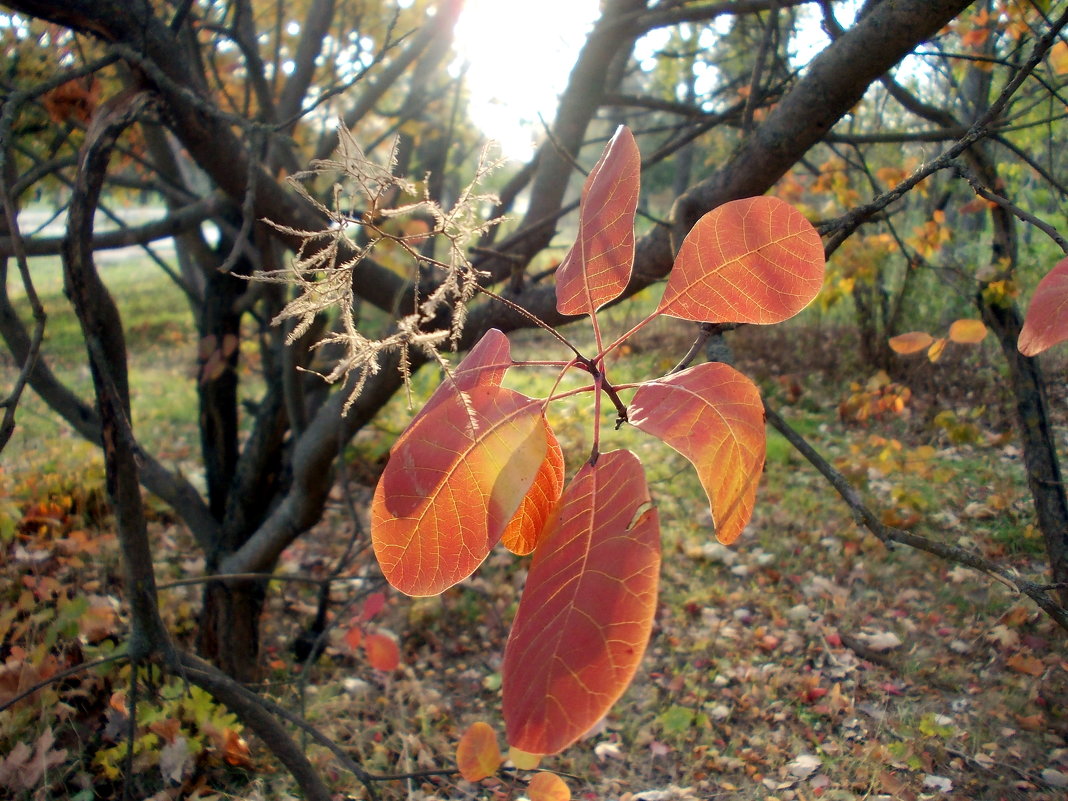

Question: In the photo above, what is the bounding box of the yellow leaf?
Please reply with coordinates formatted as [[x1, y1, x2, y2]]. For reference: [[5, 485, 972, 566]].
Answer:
[[948, 318, 987, 344], [888, 331, 934, 355], [508, 746, 541, 770], [927, 337, 947, 363]]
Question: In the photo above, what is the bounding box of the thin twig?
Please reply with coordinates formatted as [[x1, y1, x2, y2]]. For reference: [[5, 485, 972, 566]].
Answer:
[[764, 400, 1068, 633]]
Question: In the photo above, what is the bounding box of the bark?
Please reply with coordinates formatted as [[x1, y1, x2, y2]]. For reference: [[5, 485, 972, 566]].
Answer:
[[61, 91, 170, 659]]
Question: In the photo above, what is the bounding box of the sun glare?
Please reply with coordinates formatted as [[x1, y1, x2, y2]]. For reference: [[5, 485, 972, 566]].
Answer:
[[451, 0, 600, 160]]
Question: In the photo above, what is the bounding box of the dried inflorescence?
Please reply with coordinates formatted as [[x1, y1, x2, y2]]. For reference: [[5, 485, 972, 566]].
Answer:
[[257, 123, 504, 411]]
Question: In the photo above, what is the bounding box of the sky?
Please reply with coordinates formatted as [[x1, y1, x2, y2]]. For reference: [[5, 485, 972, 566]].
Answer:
[[450, 0, 601, 160]]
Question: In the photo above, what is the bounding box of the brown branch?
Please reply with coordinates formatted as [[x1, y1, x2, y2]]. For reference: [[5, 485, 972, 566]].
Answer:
[[0, 193, 228, 258]]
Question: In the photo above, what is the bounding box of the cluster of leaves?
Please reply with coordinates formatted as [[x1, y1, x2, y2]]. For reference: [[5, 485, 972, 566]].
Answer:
[[0, 472, 258, 797], [365, 126, 826, 775]]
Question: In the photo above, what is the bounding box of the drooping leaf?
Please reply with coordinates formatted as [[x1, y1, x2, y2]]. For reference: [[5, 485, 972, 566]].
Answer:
[[456, 721, 503, 782], [657, 196, 824, 324], [528, 772, 572, 801], [395, 328, 512, 450], [1019, 256, 1068, 355], [927, 337, 947, 363], [503, 450, 660, 756], [372, 386, 548, 596], [628, 362, 764, 545], [948, 318, 987, 344], [889, 331, 935, 354], [555, 126, 640, 316], [500, 422, 565, 555], [363, 632, 400, 671]]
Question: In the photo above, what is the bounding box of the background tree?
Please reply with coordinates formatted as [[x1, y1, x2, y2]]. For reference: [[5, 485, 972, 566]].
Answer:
[[2, 0, 1067, 795]]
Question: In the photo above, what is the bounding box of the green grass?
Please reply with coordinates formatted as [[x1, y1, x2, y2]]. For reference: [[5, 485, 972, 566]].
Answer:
[[2, 255, 201, 487]]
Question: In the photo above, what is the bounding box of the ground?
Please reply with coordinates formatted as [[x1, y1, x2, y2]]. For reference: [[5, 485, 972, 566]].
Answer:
[[1, 266, 1066, 800]]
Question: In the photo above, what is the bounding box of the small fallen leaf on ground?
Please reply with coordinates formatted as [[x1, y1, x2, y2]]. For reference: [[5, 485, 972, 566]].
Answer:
[[862, 631, 902, 651], [788, 753, 821, 780]]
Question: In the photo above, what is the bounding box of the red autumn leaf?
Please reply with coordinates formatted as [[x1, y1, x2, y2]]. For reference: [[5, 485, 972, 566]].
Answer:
[[363, 632, 401, 671], [456, 721, 503, 782], [395, 328, 512, 450], [889, 331, 935, 355], [528, 772, 572, 801], [657, 196, 824, 324], [503, 450, 660, 755], [220, 728, 252, 767], [629, 362, 765, 545], [500, 421, 565, 555], [555, 125, 640, 316], [1019, 256, 1068, 356], [372, 385, 548, 596], [360, 591, 386, 621]]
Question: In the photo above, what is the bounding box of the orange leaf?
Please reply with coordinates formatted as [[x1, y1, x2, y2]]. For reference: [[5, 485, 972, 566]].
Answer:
[[344, 625, 362, 651], [1006, 652, 1045, 677], [555, 126, 640, 316], [657, 196, 824, 324], [395, 329, 512, 450], [1051, 41, 1068, 75], [528, 772, 571, 801], [503, 450, 660, 755], [363, 632, 400, 671], [456, 721, 503, 781], [948, 318, 987, 344], [372, 385, 548, 596], [888, 331, 934, 355], [629, 362, 765, 545], [500, 422, 564, 555], [1019, 256, 1068, 356], [221, 728, 252, 767]]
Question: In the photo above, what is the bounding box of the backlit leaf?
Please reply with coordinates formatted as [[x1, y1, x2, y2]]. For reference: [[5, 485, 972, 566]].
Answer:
[[528, 772, 571, 801], [395, 328, 512, 449], [889, 331, 934, 355], [456, 721, 503, 782], [657, 196, 824, 324], [948, 318, 987, 344], [555, 126, 640, 316], [372, 386, 548, 596], [629, 362, 764, 545], [503, 450, 660, 755], [500, 422, 564, 555], [363, 632, 400, 671], [508, 746, 541, 770], [1019, 256, 1068, 355]]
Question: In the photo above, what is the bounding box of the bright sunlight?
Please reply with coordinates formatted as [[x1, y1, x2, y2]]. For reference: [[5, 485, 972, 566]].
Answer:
[[451, 0, 601, 160]]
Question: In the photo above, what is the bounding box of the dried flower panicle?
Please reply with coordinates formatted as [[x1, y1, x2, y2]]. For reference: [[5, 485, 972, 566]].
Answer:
[[256, 123, 504, 412]]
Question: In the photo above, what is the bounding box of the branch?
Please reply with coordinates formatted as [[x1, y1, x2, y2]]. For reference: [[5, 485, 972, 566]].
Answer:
[[0, 193, 228, 258], [764, 401, 1068, 633]]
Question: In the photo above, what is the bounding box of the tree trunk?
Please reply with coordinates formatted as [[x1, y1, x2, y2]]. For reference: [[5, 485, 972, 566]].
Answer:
[[980, 297, 1068, 605], [198, 579, 267, 683]]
